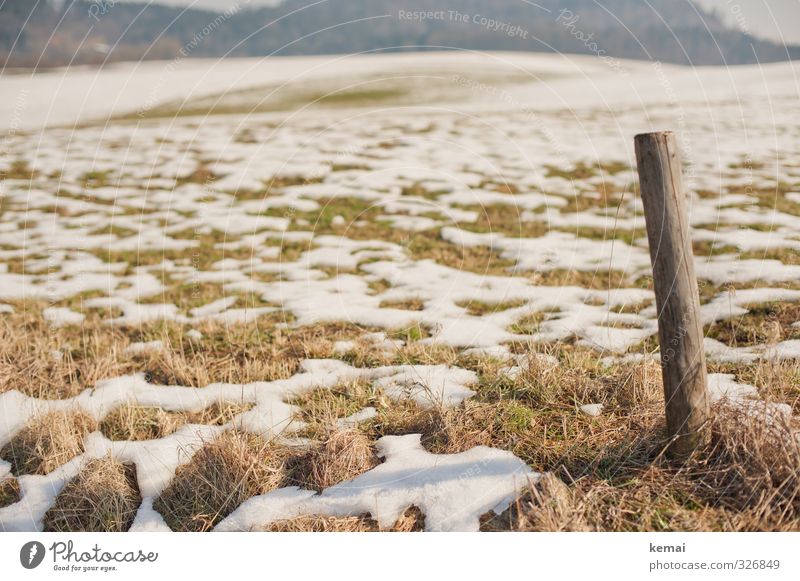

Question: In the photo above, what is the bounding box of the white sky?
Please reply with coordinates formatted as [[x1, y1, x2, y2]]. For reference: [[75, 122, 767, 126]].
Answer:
[[117, 0, 800, 45], [694, 0, 800, 44]]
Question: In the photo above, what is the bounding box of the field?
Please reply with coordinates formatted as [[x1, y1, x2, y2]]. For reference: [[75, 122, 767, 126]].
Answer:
[[0, 52, 799, 532]]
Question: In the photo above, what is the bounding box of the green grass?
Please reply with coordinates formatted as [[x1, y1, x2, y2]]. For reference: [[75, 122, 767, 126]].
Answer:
[[388, 323, 430, 343], [457, 298, 526, 316], [509, 312, 547, 335], [0, 160, 37, 181]]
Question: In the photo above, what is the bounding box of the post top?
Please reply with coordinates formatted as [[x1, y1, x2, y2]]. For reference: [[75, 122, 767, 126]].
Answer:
[[635, 131, 675, 139]]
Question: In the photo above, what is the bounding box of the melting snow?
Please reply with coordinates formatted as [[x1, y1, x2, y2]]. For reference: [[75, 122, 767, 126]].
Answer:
[[0, 359, 487, 531], [216, 434, 535, 532], [2, 52, 800, 532]]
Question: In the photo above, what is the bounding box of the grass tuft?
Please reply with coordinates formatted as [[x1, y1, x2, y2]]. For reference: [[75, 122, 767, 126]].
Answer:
[[153, 432, 288, 532], [99, 401, 254, 441], [43, 455, 141, 532], [287, 429, 378, 492], [1, 410, 97, 475], [482, 473, 588, 531], [0, 478, 21, 508]]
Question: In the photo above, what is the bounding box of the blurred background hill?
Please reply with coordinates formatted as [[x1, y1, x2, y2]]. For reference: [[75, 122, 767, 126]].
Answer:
[[2, 0, 798, 68]]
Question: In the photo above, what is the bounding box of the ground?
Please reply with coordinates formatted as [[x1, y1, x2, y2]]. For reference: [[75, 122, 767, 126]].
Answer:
[[0, 52, 799, 532]]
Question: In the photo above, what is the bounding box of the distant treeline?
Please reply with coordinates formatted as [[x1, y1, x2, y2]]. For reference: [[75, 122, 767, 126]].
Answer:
[[2, 0, 798, 68]]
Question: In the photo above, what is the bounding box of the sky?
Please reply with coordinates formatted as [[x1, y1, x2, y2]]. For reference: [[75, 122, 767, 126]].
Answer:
[[115, 0, 800, 45], [694, 0, 800, 44]]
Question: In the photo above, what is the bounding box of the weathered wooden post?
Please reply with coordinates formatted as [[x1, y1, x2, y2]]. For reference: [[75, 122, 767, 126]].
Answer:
[[634, 131, 709, 459]]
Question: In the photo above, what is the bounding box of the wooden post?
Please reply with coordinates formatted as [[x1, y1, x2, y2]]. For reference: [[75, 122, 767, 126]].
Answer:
[[634, 131, 709, 459]]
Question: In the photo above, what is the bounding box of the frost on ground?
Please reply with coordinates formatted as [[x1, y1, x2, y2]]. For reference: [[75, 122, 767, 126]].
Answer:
[[1, 53, 799, 531]]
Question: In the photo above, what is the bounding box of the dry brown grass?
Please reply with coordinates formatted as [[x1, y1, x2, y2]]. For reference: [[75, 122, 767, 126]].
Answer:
[[457, 203, 549, 238], [486, 403, 800, 531], [0, 303, 298, 399], [3, 300, 799, 532], [0, 477, 20, 508], [343, 228, 519, 275], [0, 303, 118, 399], [153, 432, 288, 532], [130, 321, 302, 387], [287, 429, 378, 491], [482, 473, 589, 531], [338, 339, 459, 369], [0, 304, 372, 401], [1, 410, 97, 475], [423, 401, 535, 454], [291, 380, 376, 439], [266, 514, 381, 531], [412, 240, 516, 276], [508, 311, 548, 335], [351, 346, 797, 531], [530, 269, 630, 289], [359, 346, 629, 467], [711, 358, 800, 414], [99, 401, 254, 441], [265, 506, 425, 531], [706, 301, 800, 347], [389, 505, 426, 531], [700, 406, 799, 520], [99, 406, 184, 442], [311, 213, 520, 276], [457, 298, 526, 316], [43, 455, 141, 532], [487, 351, 666, 475], [501, 346, 614, 407], [378, 298, 425, 311]]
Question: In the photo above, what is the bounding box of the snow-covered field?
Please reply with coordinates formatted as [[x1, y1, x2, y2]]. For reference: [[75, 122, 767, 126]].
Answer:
[[1, 52, 799, 532]]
